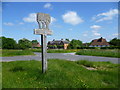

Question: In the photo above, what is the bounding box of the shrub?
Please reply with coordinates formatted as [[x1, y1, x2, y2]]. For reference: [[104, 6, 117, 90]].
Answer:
[[101, 46, 120, 49]]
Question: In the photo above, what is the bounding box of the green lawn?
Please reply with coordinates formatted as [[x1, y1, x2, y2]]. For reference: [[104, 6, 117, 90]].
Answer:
[[1, 49, 79, 57], [29, 49, 42, 52], [76, 49, 120, 58], [47, 49, 79, 53], [2, 59, 119, 88], [1, 50, 35, 57], [1, 49, 120, 58], [30, 49, 79, 53]]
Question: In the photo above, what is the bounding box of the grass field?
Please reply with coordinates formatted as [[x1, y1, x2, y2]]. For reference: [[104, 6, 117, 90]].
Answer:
[[76, 49, 120, 58], [47, 49, 79, 53], [1, 50, 35, 57], [30, 49, 79, 53], [1, 49, 120, 58], [1, 49, 79, 57], [30, 49, 42, 52], [2, 59, 119, 88]]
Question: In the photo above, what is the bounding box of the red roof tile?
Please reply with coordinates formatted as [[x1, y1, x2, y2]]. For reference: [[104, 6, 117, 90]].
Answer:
[[90, 37, 110, 46]]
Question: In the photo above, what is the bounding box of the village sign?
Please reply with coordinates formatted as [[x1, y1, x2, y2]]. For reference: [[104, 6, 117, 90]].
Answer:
[[34, 13, 52, 73]]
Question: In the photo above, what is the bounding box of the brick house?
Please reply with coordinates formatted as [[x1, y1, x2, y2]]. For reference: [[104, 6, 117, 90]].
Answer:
[[47, 39, 69, 49], [89, 37, 110, 47], [32, 43, 41, 48]]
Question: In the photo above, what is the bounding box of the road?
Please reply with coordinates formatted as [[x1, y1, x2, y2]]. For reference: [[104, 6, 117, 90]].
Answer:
[[1, 52, 119, 64]]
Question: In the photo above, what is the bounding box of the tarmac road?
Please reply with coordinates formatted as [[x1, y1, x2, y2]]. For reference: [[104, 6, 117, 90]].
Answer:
[[1, 52, 119, 64]]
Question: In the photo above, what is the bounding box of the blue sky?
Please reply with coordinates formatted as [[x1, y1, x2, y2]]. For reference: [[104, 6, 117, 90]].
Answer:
[[2, 2, 118, 43]]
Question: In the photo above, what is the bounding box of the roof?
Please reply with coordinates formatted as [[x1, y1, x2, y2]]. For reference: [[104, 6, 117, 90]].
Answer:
[[90, 37, 110, 46], [32, 43, 41, 47], [48, 39, 69, 45]]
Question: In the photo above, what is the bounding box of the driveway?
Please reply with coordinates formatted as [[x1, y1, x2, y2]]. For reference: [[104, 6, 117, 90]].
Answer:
[[1, 52, 119, 64]]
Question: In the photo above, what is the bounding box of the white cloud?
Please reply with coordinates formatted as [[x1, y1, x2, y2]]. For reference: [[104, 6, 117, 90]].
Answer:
[[92, 30, 101, 36], [83, 33, 88, 36], [44, 3, 52, 9], [92, 9, 118, 22], [90, 25, 101, 36], [51, 17, 56, 23], [93, 32, 101, 36], [62, 11, 84, 25], [3, 22, 14, 26], [23, 13, 56, 23], [83, 31, 88, 37], [19, 22, 24, 25], [23, 13, 36, 23], [112, 33, 120, 36], [90, 25, 101, 30]]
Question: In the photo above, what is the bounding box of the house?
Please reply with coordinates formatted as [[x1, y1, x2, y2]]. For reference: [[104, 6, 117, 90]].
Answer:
[[32, 43, 41, 48], [89, 37, 110, 47], [47, 39, 69, 49]]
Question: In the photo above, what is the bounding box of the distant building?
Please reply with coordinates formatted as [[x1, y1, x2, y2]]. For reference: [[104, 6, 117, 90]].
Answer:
[[47, 39, 69, 49], [32, 43, 41, 48], [83, 43, 90, 47], [89, 37, 110, 47]]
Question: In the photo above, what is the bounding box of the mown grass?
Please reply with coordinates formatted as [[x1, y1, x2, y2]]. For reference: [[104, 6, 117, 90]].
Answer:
[[29, 49, 42, 52], [30, 49, 79, 53], [2, 59, 119, 88], [0, 49, 1, 57], [76, 49, 120, 58], [1, 49, 79, 57], [1, 50, 35, 57], [1, 49, 120, 58], [47, 49, 79, 53], [0, 61, 1, 90]]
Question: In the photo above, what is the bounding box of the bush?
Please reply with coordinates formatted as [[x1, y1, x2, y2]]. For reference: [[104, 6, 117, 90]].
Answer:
[[1, 36, 18, 49], [48, 45, 64, 49], [18, 38, 32, 50], [78, 47, 95, 49], [101, 46, 120, 49]]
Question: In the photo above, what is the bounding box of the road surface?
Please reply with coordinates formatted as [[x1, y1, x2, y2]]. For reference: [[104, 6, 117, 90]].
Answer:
[[1, 52, 119, 64]]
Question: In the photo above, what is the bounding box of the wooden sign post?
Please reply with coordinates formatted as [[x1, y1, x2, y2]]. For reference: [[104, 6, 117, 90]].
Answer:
[[34, 13, 52, 73]]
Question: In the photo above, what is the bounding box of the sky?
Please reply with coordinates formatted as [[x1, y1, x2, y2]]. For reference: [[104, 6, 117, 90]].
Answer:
[[2, 2, 119, 43]]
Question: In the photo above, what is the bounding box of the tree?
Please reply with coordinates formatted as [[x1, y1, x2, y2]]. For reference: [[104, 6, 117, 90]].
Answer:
[[68, 39, 82, 49], [1, 36, 17, 49], [83, 43, 91, 47], [32, 40, 38, 44], [109, 38, 120, 46], [18, 38, 32, 49], [65, 39, 70, 42]]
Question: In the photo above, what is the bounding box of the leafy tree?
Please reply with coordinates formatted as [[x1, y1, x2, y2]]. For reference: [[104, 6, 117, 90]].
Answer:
[[109, 38, 120, 46], [83, 43, 91, 47], [68, 39, 82, 49], [32, 40, 38, 44], [18, 38, 32, 49], [65, 39, 70, 42], [1, 36, 17, 49], [0, 37, 2, 49]]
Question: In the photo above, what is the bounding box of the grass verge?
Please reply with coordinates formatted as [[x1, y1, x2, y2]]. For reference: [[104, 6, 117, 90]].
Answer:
[[30, 49, 79, 53], [76, 49, 120, 58], [47, 49, 79, 53], [1, 50, 35, 57], [2, 59, 119, 88]]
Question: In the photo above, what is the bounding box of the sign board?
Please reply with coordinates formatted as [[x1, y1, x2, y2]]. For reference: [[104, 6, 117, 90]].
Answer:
[[34, 29, 52, 35], [34, 13, 52, 73]]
